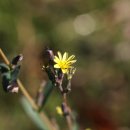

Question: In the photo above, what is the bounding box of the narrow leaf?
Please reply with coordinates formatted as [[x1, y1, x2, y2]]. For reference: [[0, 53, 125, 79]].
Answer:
[[72, 123, 79, 130], [21, 97, 49, 130], [37, 81, 54, 111], [72, 112, 80, 130]]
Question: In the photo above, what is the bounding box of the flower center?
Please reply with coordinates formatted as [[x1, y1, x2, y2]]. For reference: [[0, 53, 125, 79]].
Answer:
[[59, 61, 68, 69]]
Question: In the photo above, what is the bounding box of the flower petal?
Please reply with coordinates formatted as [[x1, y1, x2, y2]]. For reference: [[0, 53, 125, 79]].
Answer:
[[54, 64, 60, 68], [67, 55, 75, 61], [58, 51, 62, 60], [62, 68, 68, 73], [63, 52, 68, 61], [66, 60, 77, 64], [54, 56, 60, 63]]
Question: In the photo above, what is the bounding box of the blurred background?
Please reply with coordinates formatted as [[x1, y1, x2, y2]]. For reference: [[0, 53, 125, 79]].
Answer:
[[1, 0, 130, 130]]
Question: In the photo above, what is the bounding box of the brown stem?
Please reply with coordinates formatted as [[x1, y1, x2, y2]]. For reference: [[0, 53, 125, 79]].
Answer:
[[0, 48, 56, 130], [57, 73, 73, 130], [63, 93, 73, 130]]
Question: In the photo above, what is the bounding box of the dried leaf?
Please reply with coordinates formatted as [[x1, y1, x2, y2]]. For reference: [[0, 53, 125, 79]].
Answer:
[[11, 54, 23, 66]]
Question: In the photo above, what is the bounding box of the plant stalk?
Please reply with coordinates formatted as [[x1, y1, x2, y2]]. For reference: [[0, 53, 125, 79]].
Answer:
[[0, 48, 56, 130], [63, 93, 73, 130]]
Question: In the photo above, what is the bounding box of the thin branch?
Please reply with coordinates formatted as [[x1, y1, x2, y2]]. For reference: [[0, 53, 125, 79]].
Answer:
[[0, 48, 56, 130], [63, 93, 73, 130]]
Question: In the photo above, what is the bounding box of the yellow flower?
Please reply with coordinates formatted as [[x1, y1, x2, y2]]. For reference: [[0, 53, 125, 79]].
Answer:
[[56, 106, 63, 115], [85, 128, 92, 130], [54, 52, 76, 74]]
